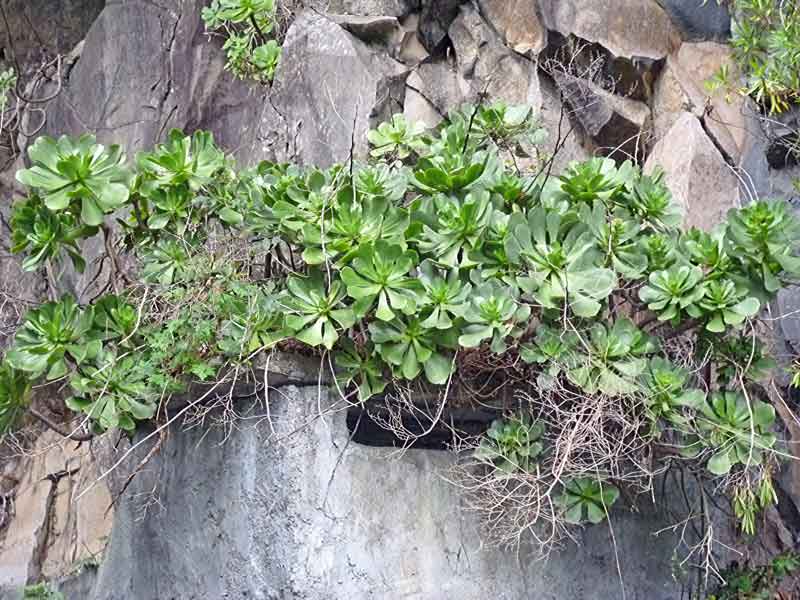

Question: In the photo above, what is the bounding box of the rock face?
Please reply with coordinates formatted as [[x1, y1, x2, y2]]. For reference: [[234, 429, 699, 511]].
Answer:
[[539, 0, 682, 60], [554, 72, 650, 161], [0, 431, 113, 591], [449, 4, 541, 108], [268, 11, 407, 167], [0, 0, 105, 76], [654, 0, 731, 41], [476, 0, 547, 55], [645, 112, 739, 230], [54, 374, 695, 600], [1, 0, 799, 598]]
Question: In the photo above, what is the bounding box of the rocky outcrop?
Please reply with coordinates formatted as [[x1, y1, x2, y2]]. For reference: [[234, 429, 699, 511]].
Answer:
[[645, 112, 740, 230], [554, 71, 650, 161], [476, 0, 547, 56], [267, 11, 407, 167], [449, 4, 541, 108], [2, 0, 800, 598], [0, 0, 105, 77], [39, 361, 702, 600], [651, 41, 751, 164], [539, 0, 682, 60], [0, 431, 113, 591], [654, 0, 731, 41]]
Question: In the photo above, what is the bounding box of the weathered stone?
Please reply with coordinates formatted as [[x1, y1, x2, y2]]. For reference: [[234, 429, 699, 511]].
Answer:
[[651, 42, 750, 164], [539, 0, 682, 60], [53, 367, 709, 600], [448, 5, 541, 108], [268, 11, 408, 167], [328, 14, 403, 45], [418, 0, 462, 53], [0, 0, 105, 77], [404, 70, 445, 128], [554, 72, 650, 161], [320, 0, 418, 17], [397, 13, 429, 64], [406, 60, 469, 119], [0, 431, 113, 592], [476, 0, 546, 55], [539, 76, 594, 174], [654, 0, 731, 42], [645, 112, 739, 230]]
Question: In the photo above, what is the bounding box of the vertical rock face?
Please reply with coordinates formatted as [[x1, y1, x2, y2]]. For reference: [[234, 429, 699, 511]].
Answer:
[[2, 0, 800, 598], [68, 376, 698, 600], [0, 431, 113, 591], [0, 0, 105, 75], [645, 112, 740, 230], [267, 11, 407, 167]]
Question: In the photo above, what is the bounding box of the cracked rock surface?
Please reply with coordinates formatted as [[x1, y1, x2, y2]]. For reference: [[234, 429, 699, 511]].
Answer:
[[1, 0, 799, 598]]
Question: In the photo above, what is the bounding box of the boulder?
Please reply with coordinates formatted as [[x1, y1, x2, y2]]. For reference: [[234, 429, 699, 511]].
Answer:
[[56, 359, 707, 600], [539, 76, 594, 174], [268, 11, 408, 167], [538, 0, 682, 61], [554, 72, 651, 162], [654, 0, 731, 41], [645, 112, 740, 230], [651, 42, 752, 164], [320, 0, 418, 17], [405, 60, 469, 120], [396, 13, 429, 64], [0, 0, 105, 77], [404, 70, 446, 128], [448, 5, 541, 108], [476, 0, 547, 56], [0, 430, 113, 592], [327, 14, 403, 45], [418, 0, 462, 53]]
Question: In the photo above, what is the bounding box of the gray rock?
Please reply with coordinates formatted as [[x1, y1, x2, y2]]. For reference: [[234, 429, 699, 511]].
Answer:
[[0, 0, 105, 77], [418, 0, 462, 53], [267, 11, 408, 167], [645, 112, 740, 230], [654, 0, 731, 42], [72, 363, 700, 600], [320, 0, 419, 17], [539, 0, 682, 60], [476, 0, 547, 56], [539, 76, 594, 174], [327, 14, 402, 45], [406, 60, 469, 118], [554, 71, 651, 162], [448, 5, 541, 108], [650, 42, 751, 164]]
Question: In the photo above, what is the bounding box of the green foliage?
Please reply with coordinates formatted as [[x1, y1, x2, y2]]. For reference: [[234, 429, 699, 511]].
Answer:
[[367, 114, 427, 159], [202, 0, 282, 82], [5, 296, 97, 380], [0, 361, 31, 434], [0, 67, 16, 113], [689, 391, 776, 476], [475, 415, 545, 473], [16, 134, 131, 227], [2, 99, 796, 550], [568, 318, 657, 396], [22, 583, 64, 600], [10, 195, 88, 272], [707, 551, 800, 599], [728, 0, 800, 113], [558, 477, 620, 524]]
